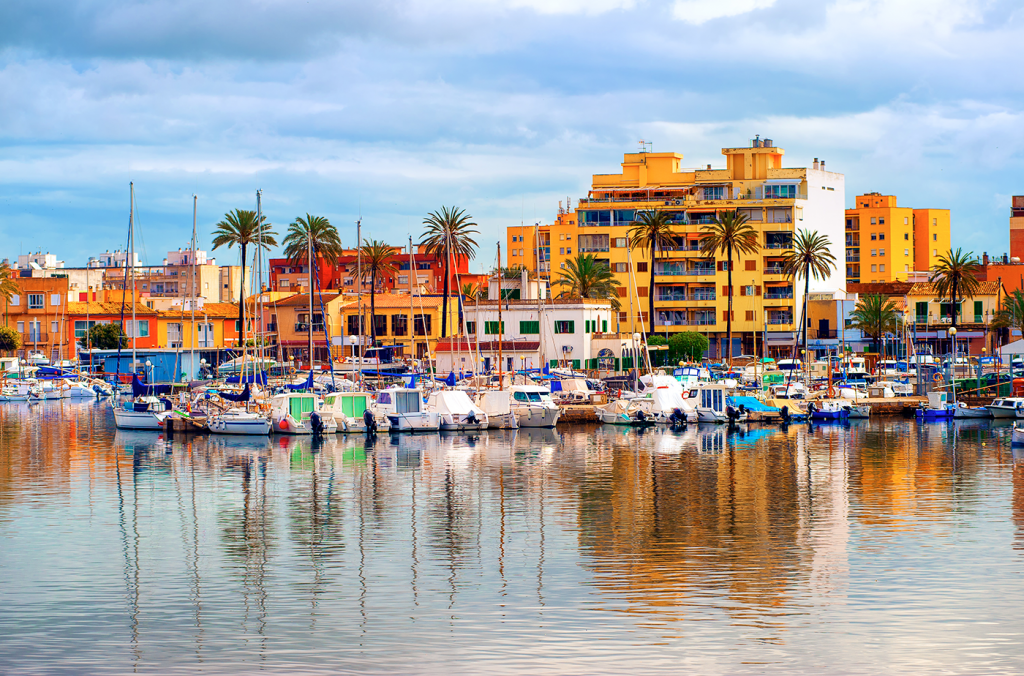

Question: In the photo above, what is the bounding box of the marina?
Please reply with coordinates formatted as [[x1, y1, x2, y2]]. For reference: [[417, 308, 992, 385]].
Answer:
[[2, 401, 1024, 674]]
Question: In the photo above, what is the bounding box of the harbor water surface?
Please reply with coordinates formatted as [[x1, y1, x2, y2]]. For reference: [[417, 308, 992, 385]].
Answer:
[[2, 401, 1024, 674]]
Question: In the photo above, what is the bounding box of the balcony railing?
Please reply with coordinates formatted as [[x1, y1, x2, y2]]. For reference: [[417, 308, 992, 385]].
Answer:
[[294, 323, 325, 333], [765, 241, 794, 250], [767, 314, 793, 325], [764, 266, 785, 275], [657, 294, 688, 302], [692, 317, 717, 326], [846, 254, 860, 262], [692, 291, 716, 301], [21, 332, 49, 343], [579, 246, 610, 253], [764, 291, 794, 299]]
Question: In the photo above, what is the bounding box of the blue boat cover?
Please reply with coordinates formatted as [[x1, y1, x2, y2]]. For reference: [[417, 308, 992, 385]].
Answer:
[[220, 384, 250, 402], [286, 371, 314, 391], [132, 374, 173, 396], [226, 371, 268, 385], [726, 396, 779, 412]]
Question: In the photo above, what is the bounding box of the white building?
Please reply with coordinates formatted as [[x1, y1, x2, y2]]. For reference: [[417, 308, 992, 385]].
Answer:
[[17, 251, 64, 270], [92, 250, 141, 268]]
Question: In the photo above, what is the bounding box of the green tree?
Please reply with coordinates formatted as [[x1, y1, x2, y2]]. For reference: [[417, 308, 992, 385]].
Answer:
[[461, 283, 481, 301], [929, 248, 981, 328], [699, 210, 759, 361], [553, 253, 622, 309], [670, 332, 709, 362], [783, 228, 837, 357], [212, 209, 278, 340], [628, 210, 675, 335], [87, 323, 127, 350], [993, 290, 1024, 336], [0, 326, 21, 354], [0, 262, 18, 327], [282, 214, 343, 268], [359, 239, 398, 344], [421, 207, 479, 338], [849, 294, 899, 352], [647, 335, 667, 366]]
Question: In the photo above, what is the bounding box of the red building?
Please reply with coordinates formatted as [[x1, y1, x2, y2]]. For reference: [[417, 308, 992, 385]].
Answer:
[[269, 244, 472, 296]]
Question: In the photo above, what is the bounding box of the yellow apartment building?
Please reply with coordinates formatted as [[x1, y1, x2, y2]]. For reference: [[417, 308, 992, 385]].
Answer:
[[506, 141, 846, 358], [844, 193, 950, 284], [337, 293, 457, 361]]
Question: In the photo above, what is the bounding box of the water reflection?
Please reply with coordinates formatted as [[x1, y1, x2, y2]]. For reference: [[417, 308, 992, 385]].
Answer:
[[0, 406, 1023, 674]]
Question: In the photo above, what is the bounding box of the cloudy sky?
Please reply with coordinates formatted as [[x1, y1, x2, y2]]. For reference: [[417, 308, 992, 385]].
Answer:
[[1, 0, 1022, 271]]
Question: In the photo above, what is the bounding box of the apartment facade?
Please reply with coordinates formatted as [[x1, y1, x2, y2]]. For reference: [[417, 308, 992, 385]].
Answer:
[[337, 293, 456, 360], [507, 141, 845, 358], [6, 277, 72, 361], [844, 193, 950, 285]]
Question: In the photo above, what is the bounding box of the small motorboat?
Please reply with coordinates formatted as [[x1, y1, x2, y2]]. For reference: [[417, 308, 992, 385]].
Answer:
[[807, 400, 849, 422], [1012, 422, 1024, 446], [953, 402, 992, 419], [915, 391, 955, 420], [207, 408, 272, 435], [844, 403, 871, 419]]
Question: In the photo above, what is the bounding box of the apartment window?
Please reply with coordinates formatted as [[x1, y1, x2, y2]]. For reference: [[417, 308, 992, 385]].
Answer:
[[10, 295, 19, 306], [511, 249, 517, 257], [904, 249, 909, 256], [16, 321, 24, 333], [373, 315, 387, 337], [871, 233, 877, 241], [28, 294, 44, 309], [51, 321, 59, 333], [74, 320, 98, 339], [880, 248, 885, 256], [554, 320, 574, 334], [905, 264, 910, 272], [613, 263, 628, 273], [904, 233, 909, 240], [465, 321, 476, 334], [559, 233, 565, 240], [933, 218, 937, 226], [745, 260, 756, 271], [50, 294, 61, 306], [871, 264, 877, 272], [636, 262, 648, 272], [933, 249, 938, 256], [566, 247, 572, 255], [347, 315, 365, 335], [871, 249, 877, 257], [745, 311, 754, 321], [484, 321, 505, 335], [559, 247, 565, 255], [612, 238, 627, 248], [870, 217, 877, 224], [880, 264, 885, 272], [617, 287, 628, 298], [519, 249, 523, 257], [414, 314, 431, 336], [879, 233, 885, 240], [933, 233, 937, 241], [879, 218, 885, 225], [520, 320, 539, 334], [398, 275, 409, 285], [391, 314, 408, 336]]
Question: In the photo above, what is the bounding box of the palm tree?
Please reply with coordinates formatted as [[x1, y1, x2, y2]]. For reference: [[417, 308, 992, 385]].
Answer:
[[421, 207, 479, 337], [359, 239, 397, 344], [699, 210, 759, 361], [553, 253, 622, 309], [212, 209, 278, 338], [461, 283, 481, 301], [929, 248, 981, 328], [783, 228, 837, 358], [628, 210, 675, 335], [0, 262, 19, 327], [282, 214, 343, 272], [850, 294, 899, 352], [993, 290, 1024, 337]]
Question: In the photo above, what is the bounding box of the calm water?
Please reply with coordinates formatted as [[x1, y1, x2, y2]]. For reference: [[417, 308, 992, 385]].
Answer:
[[1, 402, 1024, 674]]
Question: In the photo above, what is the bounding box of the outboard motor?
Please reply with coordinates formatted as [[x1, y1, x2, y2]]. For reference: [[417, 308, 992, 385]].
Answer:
[[310, 410, 325, 437], [466, 411, 478, 426], [726, 405, 739, 427], [363, 407, 377, 438], [780, 405, 790, 424], [635, 409, 646, 422], [669, 407, 686, 429]]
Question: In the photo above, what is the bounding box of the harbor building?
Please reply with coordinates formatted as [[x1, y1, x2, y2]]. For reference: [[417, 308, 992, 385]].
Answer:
[[843, 193, 950, 285], [507, 139, 846, 358]]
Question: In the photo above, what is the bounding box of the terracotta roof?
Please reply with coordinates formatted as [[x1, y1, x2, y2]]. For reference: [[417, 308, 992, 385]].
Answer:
[[67, 301, 158, 316], [435, 337, 540, 352], [157, 302, 238, 318], [907, 281, 1003, 297], [274, 293, 345, 307]]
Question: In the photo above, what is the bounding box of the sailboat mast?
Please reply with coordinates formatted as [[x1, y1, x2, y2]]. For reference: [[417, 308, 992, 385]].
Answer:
[[307, 229, 314, 371], [535, 220, 542, 372], [356, 218, 362, 384], [190, 194, 197, 381], [409, 235, 415, 364], [497, 242, 503, 386], [130, 182, 137, 375]]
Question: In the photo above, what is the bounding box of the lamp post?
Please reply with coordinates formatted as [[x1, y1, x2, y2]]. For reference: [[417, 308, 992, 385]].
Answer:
[[949, 326, 957, 403], [145, 359, 153, 384]]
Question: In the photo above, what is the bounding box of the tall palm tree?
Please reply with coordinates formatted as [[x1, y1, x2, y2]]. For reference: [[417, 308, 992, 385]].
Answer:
[[553, 253, 622, 309], [850, 294, 899, 352], [0, 262, 19, 327], [421, 207, 479, 337], [783, 228, 837, 358], [993, 290, 1024, 337], [627, 210, 675, 335], [699, 210, 759, 361], [359, 239, 397, 344], [282, 214, 343, 275], [460, 282, 481, 301], [929, 248, 981, 328], [212, 209, 277, 338]]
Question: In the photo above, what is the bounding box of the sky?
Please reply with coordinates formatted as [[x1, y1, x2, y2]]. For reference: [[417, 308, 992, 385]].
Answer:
[[1, 0, 1023, 272]]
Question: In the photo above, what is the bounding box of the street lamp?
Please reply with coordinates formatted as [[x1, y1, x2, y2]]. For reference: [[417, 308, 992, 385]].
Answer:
[[949, 327, 957, 378]]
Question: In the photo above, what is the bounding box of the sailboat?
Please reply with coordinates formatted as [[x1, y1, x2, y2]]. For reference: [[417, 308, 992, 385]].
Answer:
[[112, 183, 174, 430]]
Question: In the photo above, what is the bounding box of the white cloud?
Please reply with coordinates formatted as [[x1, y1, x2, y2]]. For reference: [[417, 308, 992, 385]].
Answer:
[[672, 0, 775, 24]]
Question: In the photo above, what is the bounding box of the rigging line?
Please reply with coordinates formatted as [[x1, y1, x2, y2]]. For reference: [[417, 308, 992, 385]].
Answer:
[[115, 183, 133, 387], [310, 252, 336, 391]]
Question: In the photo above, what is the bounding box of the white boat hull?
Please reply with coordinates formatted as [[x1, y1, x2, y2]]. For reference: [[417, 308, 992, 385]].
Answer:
[[208, 415, 272, 435], [954, 407, 992, 419], [484, 412, 518, 430], [386, 412, 440, 432], [272, 414, 338, 435], [1013, 426, 1024, 445], [335, 415, 393, 434], [987, 406, 1024, 419], [514, 406, 560, 428], [112, 407, 168, 430]]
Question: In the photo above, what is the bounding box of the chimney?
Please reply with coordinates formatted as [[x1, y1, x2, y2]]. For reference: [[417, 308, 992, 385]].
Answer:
[[813, 158, 819, 170], [706, 164, 711, 170], [820, 160, 825, 170], [983, 252, 990, 265]]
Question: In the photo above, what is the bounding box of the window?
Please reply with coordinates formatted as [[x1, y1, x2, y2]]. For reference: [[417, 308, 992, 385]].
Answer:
[[16, 321, 24, 333], [10, 295, 18, 307], [398, 275, 409, 285], [904, 249, 909, 256], [933, 249, 938, 256], [520, 320, 540, 334], [511, 249, 517, 257], [904, 217, 909, 224], [613, 263, 628, 273], [904, 233, 909, 240], [51, 321, 59, 333], [702, 186, 725, 200], [465, 321, 476, 334], [28, 294, 44, 309], [905, 264, 910, 272], [933, 233, 937, 241], [879, 218, 885, 225], [745, 310, 754, 321], [414, 314, 431, 336], [871, 264, 877, 272], [554, 320, 574, 334], [135, 320, 149, 338], [559, 233, 565, 240], [871, 233, 877, 241], [764, 184, 797, 199], [871, 249, 877, 256], [519, 249, 523, 257], [879, 264, 885, 272], [50, 294, 61, 306], [870, 217, 877, 224], [373, 315, 387, 337], [636, 262, 648, 272], [879, 233, 885, 240], [636, 287, 647, 297], [74, 320, 98, 338], [391, 314, 408, 336], [484, 321, 505, 335], [612, 238, 627, 248], [347, 315, 365, 335], [745, 260, 756, 271], [559, 247, 565, 255], [578, 234, 609, 252], [879, 249, 885, 256], [932, 218, 937, 226], [566, 248, 572, 255]]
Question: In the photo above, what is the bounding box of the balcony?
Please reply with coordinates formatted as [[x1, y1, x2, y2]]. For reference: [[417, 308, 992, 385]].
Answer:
[[21, 332, 49, 343], [767, 314, 793, 325], [764, 265, 785, 275], [846, 254, 860, 262], [845, 236, 860, 246], [765, 240, 793, 250], [294, 323, 325, 333], [764, 290, 794, 299], [692, 317, 717, 326]]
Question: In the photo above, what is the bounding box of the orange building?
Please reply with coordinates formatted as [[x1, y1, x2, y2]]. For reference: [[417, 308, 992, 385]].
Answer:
[[5, 277, 72, 361], [845, 193, 950, 285], [1010, 196, 1024, 261], [65, 301, 161, 353]]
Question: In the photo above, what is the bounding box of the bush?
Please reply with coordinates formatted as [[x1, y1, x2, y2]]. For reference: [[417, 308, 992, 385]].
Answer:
[[0, 326, 21, 353], [86, 323, 127, 350], [669, 332, 709, 362]]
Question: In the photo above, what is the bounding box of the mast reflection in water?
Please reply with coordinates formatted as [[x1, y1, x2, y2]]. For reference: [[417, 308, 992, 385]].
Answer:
[[0, 402, 1023, 674]]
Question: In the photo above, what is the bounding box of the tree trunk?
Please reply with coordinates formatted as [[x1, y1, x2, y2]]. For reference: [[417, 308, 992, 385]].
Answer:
[[441, 254, 450, 338], [726, 243, 733, 361], [238, 241, 247, 346], [649, 247, 656, 338], [802, 264, 810, 358], [370, 271, 377, 344]]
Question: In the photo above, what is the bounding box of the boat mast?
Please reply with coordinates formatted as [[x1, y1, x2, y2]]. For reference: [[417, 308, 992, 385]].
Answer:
[[497, 242, 503, 387], [190, 194, 197, 382], [356, 218, 362, 385], [307, 227, 314, 373], [535, 220, 543, 374], [409, 235, 415, 365], [130, 182, 137, 377]]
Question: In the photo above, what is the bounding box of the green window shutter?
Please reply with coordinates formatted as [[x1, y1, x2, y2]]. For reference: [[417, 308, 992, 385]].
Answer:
[[572, 359, 580, 369], [519, 321, 539, 334], [974, 300, 983, 318], [568, 321, 575, 333], [584, 320, 590, 333], [602, 320, 608, 333], [549, 359, 558, 368], [915, 302, 927, 318], [614, 357, 620, 371]]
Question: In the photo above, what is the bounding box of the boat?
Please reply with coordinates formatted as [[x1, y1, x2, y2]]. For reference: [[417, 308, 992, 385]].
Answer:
[[645, 387, 697, 425], [270, 392, 337, 435], [694, 384, 743, 423], [508, 385, 560, 428], [953, 402, 992, 419], [374, 388, 440, 432], [427, 390, 489, 431], [843, 403, 871, 419], [915, 391, 955, 420], [474, 390, 519, 430], [323, 391, 392, 434], [597, 399, 656, 426], [112, 395, 173, 430], [808, 400, 850, 422], [207, 408, 272, 435], [217, 355, 278, 376], [1013, 422, 1024, 445], [987, 397, 1024, 418]]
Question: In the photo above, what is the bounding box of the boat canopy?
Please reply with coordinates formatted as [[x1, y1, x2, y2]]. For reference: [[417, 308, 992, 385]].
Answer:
[[477, 390, 512, 415], [220, 384, 251, 402], [132, 374, 173, 396], [428, 390, 483, 416]]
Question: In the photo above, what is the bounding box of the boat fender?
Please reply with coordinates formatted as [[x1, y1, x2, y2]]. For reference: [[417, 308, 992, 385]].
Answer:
[[290, 367, 297, 376], [933, 372, 943, 383], [280, 418, 289, 431]]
